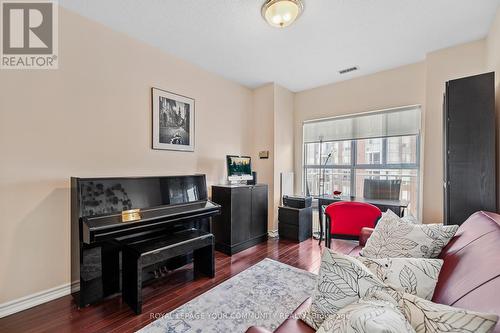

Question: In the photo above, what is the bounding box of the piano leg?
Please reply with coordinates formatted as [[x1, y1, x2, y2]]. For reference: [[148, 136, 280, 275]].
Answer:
[[101, 242, 120, 297], [193, 243, 215, 278], [78, 242, 120, 307], [122, 248, 143, 314]]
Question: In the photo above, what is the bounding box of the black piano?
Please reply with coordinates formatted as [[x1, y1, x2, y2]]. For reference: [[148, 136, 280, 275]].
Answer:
[[71, 175, 220, 307]]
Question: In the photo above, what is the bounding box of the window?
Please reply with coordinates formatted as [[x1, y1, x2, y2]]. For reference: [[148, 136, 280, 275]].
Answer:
[[303, 106, 421, 217]]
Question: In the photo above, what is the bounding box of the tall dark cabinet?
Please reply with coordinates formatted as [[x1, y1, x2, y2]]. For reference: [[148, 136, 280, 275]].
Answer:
[[211, 184, 268, 255], [443, 72, 496, 225]]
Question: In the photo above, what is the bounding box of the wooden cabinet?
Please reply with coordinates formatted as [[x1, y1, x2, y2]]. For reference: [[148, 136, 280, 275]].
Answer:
[[443, 72, 496, 225], [212, 184, 268, 255]]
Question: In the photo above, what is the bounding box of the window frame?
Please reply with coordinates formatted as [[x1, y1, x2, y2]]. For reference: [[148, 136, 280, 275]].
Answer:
[[303, 135, 420, 211]]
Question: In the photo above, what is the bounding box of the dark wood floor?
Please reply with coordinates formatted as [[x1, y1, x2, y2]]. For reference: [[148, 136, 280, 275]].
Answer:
[[0, 238, 359, 333]]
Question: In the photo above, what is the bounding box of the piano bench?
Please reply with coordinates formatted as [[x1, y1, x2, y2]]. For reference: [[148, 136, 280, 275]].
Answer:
[[121, 229, 215, 314]]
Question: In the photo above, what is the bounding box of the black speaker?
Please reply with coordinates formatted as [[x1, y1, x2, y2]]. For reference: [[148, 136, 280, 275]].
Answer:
[[247, 171, 257, 185]]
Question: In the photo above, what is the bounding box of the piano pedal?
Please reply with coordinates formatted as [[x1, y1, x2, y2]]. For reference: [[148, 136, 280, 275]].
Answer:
[[161, 266, 169, 275], [153, 269, 160, 279]]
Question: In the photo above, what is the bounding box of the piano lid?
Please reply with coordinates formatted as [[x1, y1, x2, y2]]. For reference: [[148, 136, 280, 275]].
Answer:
[[73, 175, 209, 219]]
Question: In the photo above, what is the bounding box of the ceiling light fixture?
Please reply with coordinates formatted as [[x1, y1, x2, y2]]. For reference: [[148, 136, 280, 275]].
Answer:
[[262, 0, 304, 28]]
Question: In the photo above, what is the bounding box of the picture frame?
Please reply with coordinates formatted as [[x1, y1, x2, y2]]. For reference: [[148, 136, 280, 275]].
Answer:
[[152, 87, 195, 151]]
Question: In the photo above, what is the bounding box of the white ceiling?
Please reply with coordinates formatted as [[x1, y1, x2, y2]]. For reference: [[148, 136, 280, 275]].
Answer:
[[59, 0, 500, 92]]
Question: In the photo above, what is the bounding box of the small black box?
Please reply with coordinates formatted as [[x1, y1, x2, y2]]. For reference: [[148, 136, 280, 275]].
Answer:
[[278, 206, 313, 242], [283, 195, 312, 209]]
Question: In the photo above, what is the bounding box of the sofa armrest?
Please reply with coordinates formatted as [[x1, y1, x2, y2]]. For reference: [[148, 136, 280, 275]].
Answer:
[[359, 227, 375, 247], [245, 327, 273, 333]]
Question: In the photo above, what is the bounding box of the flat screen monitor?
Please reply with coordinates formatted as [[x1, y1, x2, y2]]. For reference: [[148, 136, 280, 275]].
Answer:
[[226, 155, 252, 181]]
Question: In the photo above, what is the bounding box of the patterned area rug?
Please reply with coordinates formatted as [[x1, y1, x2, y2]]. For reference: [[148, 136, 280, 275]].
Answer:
[[138, 258, 316, 333]]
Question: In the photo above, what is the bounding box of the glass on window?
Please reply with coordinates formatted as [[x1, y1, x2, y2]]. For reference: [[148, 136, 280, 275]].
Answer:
[[321, 141, 351, 165], [322, 169, 351, 196], [355, 169, 419, 216], [304, 168, 320, 196], [356, 138, 383, 165], [304, 168, 351, 197], [304, 143, 321, 165], [387, 136, 418, 164]]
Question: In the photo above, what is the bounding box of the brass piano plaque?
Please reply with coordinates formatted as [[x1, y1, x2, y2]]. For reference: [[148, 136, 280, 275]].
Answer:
[[121, 209, 141, 222]]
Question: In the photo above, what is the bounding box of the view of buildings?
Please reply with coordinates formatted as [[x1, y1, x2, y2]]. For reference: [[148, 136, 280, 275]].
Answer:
[[304, 136, 419, 216]]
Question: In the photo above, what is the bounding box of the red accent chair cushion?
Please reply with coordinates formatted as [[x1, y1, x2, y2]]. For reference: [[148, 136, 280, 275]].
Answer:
[[325, 201, 381, 238]]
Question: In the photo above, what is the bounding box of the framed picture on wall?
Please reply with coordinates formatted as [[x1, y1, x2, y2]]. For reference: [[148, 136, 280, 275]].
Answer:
[[152, 88, 195, 151]]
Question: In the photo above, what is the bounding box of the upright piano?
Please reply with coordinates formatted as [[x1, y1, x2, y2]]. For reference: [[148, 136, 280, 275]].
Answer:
[[71, 175, 220, 307]]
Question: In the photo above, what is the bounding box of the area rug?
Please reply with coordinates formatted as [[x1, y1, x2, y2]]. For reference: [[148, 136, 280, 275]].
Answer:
[[137, 258, 316, 333]]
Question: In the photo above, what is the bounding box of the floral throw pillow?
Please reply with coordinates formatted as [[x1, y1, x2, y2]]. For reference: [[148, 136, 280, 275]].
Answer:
[[301, 250, 387, 329], [316, 298, 416, 333], [360, 210, 458, 258], [365, 290, 499, 333], [400, 293, 499, 333], [356, 257, 443, 300]]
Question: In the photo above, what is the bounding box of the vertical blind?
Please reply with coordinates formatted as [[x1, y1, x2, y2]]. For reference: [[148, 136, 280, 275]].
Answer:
[[303, 106, 421, 143]]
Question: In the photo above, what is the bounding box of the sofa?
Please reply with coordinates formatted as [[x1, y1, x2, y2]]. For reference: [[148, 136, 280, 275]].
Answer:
[[246, 211, 500, 333]]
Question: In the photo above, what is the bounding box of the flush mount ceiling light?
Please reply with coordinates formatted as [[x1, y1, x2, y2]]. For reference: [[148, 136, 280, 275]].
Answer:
[[262, 0, 304, 28]]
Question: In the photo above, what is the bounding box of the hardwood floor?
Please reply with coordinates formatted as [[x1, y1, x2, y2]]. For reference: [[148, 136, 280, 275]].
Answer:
[[0, 238, 359, 333]]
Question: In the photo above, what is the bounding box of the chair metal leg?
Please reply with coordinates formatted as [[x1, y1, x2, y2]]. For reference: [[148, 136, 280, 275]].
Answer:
[[325, 215, 331, 248], [317, 224, 323, 246], [318, 206, 323, 246]]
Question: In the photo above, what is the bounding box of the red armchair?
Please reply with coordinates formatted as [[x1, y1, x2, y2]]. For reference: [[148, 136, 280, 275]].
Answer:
[[324, 201, 381, 248]]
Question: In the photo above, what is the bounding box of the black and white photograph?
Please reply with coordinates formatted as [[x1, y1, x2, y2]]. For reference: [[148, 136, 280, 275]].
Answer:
[[152, 88, 195, 151]]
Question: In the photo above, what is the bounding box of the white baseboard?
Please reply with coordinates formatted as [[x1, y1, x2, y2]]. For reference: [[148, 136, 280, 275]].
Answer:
[[0, 281, 79, 318]]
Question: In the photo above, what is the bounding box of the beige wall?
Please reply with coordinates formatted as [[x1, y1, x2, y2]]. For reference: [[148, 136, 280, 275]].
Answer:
[[0, 9, 254, 304], [423, 40, 487, 222], [251, 84, 275, 230], [273, 84, 295, 229], [251, 83, 294, 231], [487, 8, 500, 210], [294, 39, 490, 223], [487, 9, 500, 85]]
